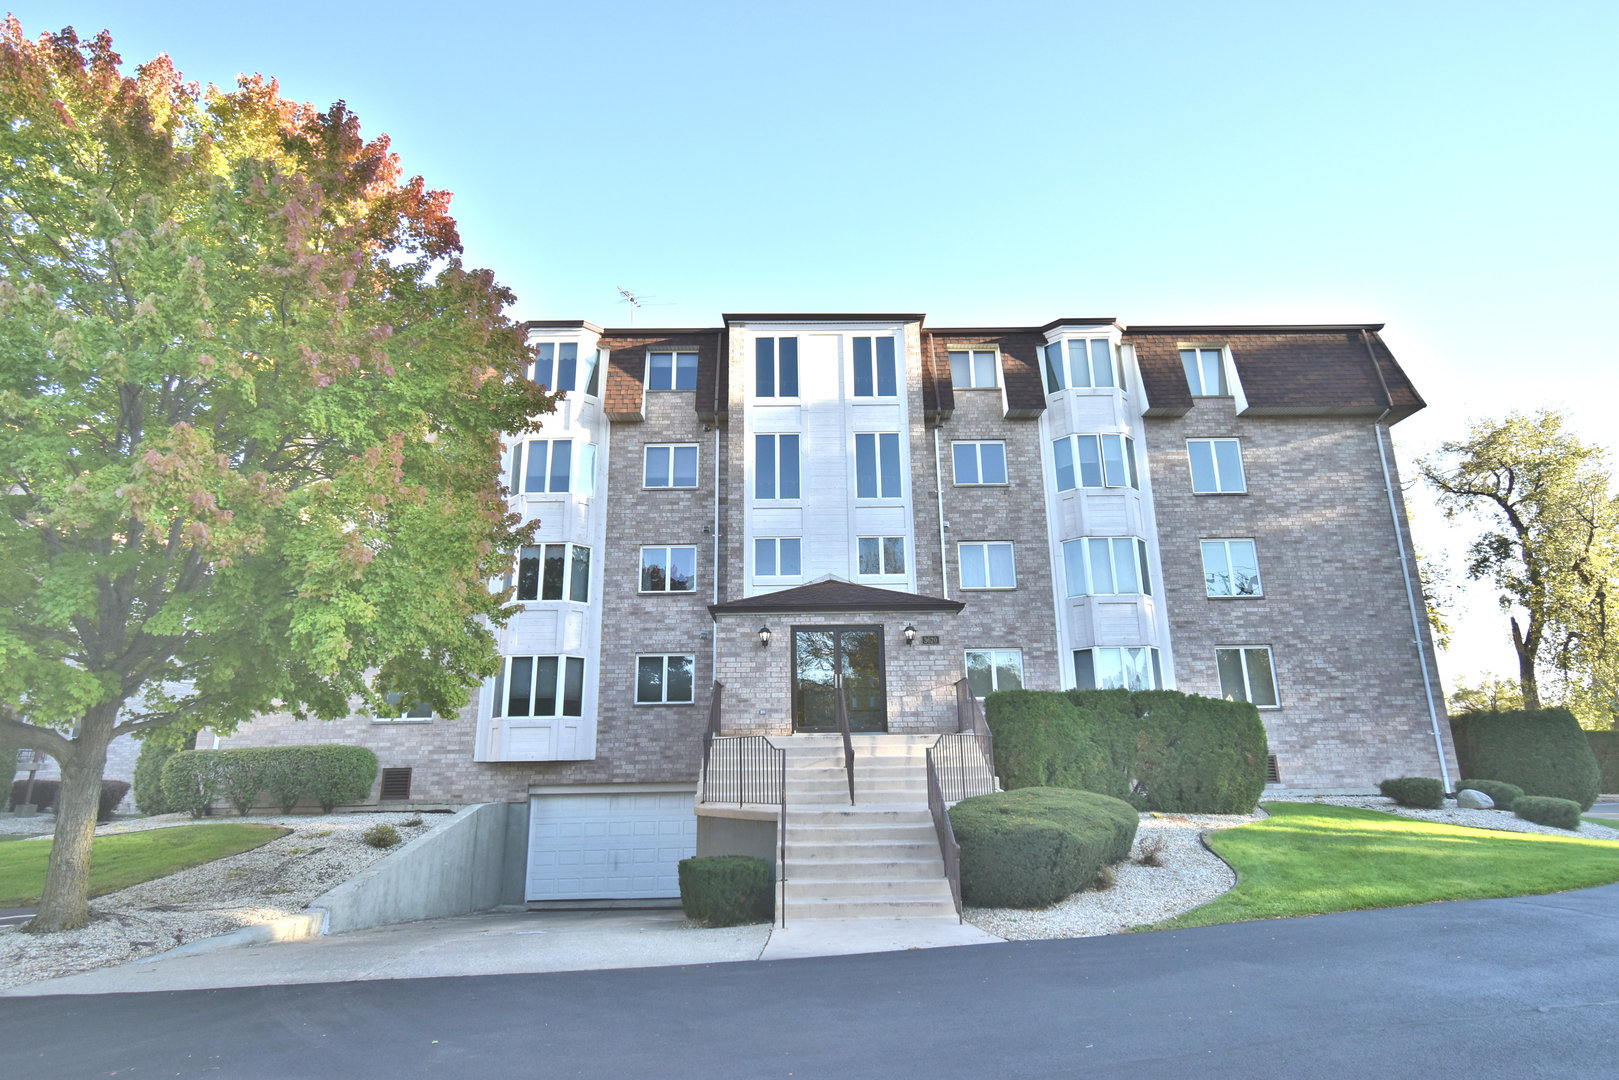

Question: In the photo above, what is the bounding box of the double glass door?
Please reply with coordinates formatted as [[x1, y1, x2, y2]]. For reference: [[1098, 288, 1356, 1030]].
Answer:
[[792, 626, 887, 732]]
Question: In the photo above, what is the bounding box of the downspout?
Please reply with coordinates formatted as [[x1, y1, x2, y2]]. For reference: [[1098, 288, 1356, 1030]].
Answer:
[[928, 331, 949, 599], [712, 329, 723, 688], [1364, 331, 1452, 788]]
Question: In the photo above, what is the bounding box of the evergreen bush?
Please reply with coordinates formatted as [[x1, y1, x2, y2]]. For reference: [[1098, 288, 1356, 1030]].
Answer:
[[1378, 777, 1446, 809], [1122, 690, 1269, 814], [132, 740, 176, 815], [1456, 778, 1524, 811], [1450, 708, 1601, 810], [159, 745, 378, 815], [983, 690, 1108, 793], [306, 745, 379, 812], [1513, 795, 1582, 830], [8, 778, 59, 812], [1586, 731, 1619, 795], [161, 750, 224, 817], [97, 780, 131, 821], [261, 747, 313, 813], [217, 750, 270, 815], [949, 787, 1139, 908], [678, 856, 774, 926]]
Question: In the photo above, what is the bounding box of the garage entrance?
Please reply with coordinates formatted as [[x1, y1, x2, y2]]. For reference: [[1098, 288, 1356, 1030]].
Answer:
[[525, 788, 697, 902]]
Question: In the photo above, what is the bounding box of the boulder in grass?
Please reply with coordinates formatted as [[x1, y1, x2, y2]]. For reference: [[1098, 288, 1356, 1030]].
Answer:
[[1456, 788, 1495, 810]]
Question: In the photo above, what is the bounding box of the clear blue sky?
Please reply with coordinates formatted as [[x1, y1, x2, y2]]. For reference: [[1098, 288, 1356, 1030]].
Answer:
[[23, 0, 1619, 690]]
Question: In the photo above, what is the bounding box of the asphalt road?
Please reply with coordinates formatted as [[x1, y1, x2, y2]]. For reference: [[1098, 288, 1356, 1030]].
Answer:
[[6, 884, 1619, 1080]]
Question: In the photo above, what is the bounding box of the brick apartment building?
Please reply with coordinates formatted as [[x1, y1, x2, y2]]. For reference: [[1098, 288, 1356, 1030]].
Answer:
[[220, 313, 1455, 902]]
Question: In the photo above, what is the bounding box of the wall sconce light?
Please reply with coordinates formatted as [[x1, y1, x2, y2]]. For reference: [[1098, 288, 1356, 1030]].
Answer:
[[702, 524, 712, 534], [758, 625, 771, 648], [903, 624, 917, 646]]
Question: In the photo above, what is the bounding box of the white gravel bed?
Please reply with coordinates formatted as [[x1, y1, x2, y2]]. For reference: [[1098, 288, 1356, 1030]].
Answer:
[[0, 815, 57, 838], [964, 809, 1265, 940], [1306, 795, 1619, 839], [0, 810, 445, 990]]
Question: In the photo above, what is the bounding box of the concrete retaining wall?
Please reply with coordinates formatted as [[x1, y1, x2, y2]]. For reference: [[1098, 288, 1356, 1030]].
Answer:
[[310, 801, 529, 934]]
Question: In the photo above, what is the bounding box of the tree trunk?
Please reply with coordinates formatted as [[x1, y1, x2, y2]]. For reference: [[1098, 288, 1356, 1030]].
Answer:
[[23, 713, 111, 933], [1511, 616, 1541, 711]]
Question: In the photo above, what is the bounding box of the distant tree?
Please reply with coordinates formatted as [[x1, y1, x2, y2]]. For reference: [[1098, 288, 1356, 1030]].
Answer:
[[1416, 549, 1455, 652], [0, 21, 548, 930], [1420, 411, 1618, 721], [1446, 675, 1525, 716]]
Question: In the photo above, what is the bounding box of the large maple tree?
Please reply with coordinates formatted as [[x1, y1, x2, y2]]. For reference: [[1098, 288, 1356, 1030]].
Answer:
[[0, 21, 548, 930]]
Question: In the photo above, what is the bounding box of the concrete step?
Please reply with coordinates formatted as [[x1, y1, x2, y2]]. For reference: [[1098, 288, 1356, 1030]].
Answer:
[[782, 895, 959, 920], [785, 872, 954, 898], [785, 806, 933, 825], [784, 822, 940, 844], [781, 857, 945, 882], [784, 838, 946, 861]]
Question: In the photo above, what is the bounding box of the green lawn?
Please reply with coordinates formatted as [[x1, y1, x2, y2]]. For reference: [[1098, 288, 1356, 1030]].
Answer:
[[1152, 802, 1619, 930], [0, 824, 289, 907]]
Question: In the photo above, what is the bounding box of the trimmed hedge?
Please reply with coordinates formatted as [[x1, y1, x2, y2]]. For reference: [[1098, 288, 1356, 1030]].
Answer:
[[9, 778, 58, 812], [1587, 731, 1619, 795], [133, 740, 176, 815], [98, 781, 131, 821], [161, 745, 380, 816], [6, 779, 129, 820], [1450, 708, 1601, 810], [1457, 778, 1523, 811], [678, 856, 773, 926], [1513, 795, 1582, 831], [949, 787, 1139, 908], [1378, 777, 1445, 809], [983, 688, 1268, 814]]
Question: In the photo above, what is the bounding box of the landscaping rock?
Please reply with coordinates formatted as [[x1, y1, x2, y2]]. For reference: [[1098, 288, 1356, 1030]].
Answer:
[[1456, 789, 1495, 809]]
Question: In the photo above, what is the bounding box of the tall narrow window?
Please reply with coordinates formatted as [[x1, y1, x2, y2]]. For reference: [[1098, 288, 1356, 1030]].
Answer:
[[644, 444, 699, 488], [1216, 646, 1279, 707], [582, 349, 602, 396], [1181, 347, 1227, 396], [648, 351, 698, 391], [756, 337, 799, 398], [853, 337, 898, 397], [959, 542, 1016, 589], [755, 434, 801, 499], [952, 441, 1008, 485], [855, 432, 902, 499], [1043, 341, 1066, 393], [949, 349, 998, 390], [1201, 539, 1262, 597], [1187, 438, 1246, 493]]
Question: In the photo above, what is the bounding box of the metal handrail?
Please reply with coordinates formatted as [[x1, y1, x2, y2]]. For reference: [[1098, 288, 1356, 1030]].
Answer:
[[953, 678, 996, 792], [926, 745, 963, 922], [836, 684, 855, 805], [697, 680, 788, 927], [700, 680, 724, 792]]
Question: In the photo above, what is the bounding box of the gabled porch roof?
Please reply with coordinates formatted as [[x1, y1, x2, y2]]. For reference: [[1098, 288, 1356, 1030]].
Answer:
[[708, 579, 965, 617]]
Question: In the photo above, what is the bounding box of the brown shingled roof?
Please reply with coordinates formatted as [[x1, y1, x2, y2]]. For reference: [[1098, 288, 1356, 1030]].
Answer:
[[929, 330, 1049, 417], [708, 578, 964, 615], [596, 330, 721, 421]]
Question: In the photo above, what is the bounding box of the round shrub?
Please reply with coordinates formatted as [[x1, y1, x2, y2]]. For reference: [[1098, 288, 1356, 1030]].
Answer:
[[361, 823, 402, 848], [1587, 731, 1619, 795], [949, 787, 1139, 909], [678, 856, 774, 926], [307, 745, 379, 812], [1457, 778, 1523, 811], [161, 750, 224, 817], [1513, 795, 1582, 831], [1379, 777, 1445, 809], [132, 739, 176, 815], [1450, 708, 1601, 810], [97, 780, 131, 821]]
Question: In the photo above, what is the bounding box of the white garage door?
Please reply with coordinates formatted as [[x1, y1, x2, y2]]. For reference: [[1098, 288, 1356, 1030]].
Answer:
[[526, 791, 697, 901]]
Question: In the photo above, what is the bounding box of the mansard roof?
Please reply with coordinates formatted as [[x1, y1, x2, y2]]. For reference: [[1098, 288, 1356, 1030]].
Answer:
[[708, 579, 965, 616]]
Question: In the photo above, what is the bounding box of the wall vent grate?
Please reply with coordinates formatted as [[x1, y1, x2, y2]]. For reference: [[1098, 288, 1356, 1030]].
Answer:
[[1266, 755, 1281, 783], [379, 767, 413, 801]]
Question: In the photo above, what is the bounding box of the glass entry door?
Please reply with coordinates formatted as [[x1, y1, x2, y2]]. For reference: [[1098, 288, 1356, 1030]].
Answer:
[[792, 626, 887, 732]]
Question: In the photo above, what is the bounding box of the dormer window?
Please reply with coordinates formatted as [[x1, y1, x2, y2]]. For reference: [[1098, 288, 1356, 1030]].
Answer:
[[948, 349, 998, 390], [1181, 347, 1228, 396], [1043, 338, 1118, 393], [647, 351, 698, 391]]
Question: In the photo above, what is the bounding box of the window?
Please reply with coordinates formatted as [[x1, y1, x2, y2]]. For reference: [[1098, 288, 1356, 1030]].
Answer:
[[583, 349, 602, 396], [1216, 646, 1279, 708], [853, 336, 899, 397], [1043, 338, 1118, 393], [636, 654, 695, 704], [647, 351, 698, 391], [755, 537, 802, 579], [966, 649, 1024, 698], [1052, 433, 1139, 491], [531, 342, 579, 392], [1180, 347, 1227, 396], [644, 444, 699, 489], [640, 546, 697, 593], [755, 434, 801, 499], [493, 655, 586, 718], [1075, 647, 1162, 691], [958, 542, 1016, 589], [949, 349, 998, 389], [515, 543, 591, 603], [855, 432, 902, 499], [1062, 537, 1153, 596], [377, 692, 432, 722], [857, 536, 906, 576], [1201, 539, 1262, 597], [1187, 438, 1245, 493], [755, 337, 799, 398], [511, 439, 593, 495], [952, 441, 1008, 485]]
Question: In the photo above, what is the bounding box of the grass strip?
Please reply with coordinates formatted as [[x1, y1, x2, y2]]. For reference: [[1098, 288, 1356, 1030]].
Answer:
[[1152, 802, 1619, 930], [0, 824, 289, 907]]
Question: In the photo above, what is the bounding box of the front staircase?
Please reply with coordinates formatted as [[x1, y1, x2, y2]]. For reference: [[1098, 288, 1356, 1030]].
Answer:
[[779, 734, 959, 920]]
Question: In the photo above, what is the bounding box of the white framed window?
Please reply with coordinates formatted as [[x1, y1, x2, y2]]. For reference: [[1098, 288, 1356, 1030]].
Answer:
[[644, 444, 699, 489], [511, 439, 595, 495], [754, 537, 802, 580], [530, 342, 578, 392], [755, 337, 799, 398], [647, 351, 698, 391], [1053, 433, 1139, 491], [958, 542, 1016, 589], [377, 692, 433, 723], [853, 336, 899, 397], [952, 441, 1008, 485], [857, 536, 906, 576], [755, 434, 801, 499], [1062, 537, 1153, 597], [1201, 539, 1262, 597], [1180, 347, 1227, 396], [640, 546, 697, 593], [966, 649, 1024, 698], [515, 543, 591, 603], [1216, 646, 1279, 708], [493, 655, 587, 718], [948, 349, 998, 389], [1187, 438, 1245, 493], [1075, 647, 1162, 691], [855, 432, 902, 499], [636, 654, 695, 705], [1043, 338, 1118, 393]]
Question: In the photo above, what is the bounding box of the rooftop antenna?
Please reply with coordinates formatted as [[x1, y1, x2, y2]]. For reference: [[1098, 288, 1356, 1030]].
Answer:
[[616, 285, 643, 327]]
